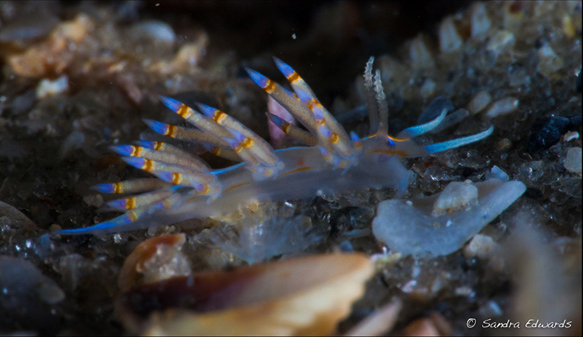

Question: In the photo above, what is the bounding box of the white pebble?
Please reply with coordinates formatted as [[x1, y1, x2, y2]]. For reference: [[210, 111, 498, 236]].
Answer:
[[486, 30, 515, 54], [36, 75, 69, 99], [83, 194, 104, 208], [467, 91, 492, 115], [483, 97, 519, 119], [439, 16, 463, 53], [564, 147, 582, 175], [129, 20, 176, 42], [562, 131, 579, 143], [463, 234, 500, 259], [409, 35, 434, 69], [537, 44, 564, 78], [485, 165, 509, 182], [432, 181, 478, 216], [420, 79, 436, 98], [471, 3, 491, 39]]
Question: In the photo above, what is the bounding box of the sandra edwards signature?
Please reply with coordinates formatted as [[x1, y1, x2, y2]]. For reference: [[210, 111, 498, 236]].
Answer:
[[466, 318, 573, 329]]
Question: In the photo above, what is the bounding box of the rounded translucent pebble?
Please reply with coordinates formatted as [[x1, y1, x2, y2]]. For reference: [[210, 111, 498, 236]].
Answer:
[[486, 30, 515, 54], [463, 234, 500, 259], [471, 3, 491, 38], [372, 178, 526, 257], [420, 79, 436, 99], [484, 97, 519, 119], [537, 44, 564, 78], [36, 75, 69, 99], [562, 131, 579, 143], [409, 35, 434, 69], [439, 16, 462, 53], [485, 165, 509, 181], [431, 181, 478, 216], [128, 20, 176, 42], [467, 90, 492, 114], [564, 147, 582, 175]]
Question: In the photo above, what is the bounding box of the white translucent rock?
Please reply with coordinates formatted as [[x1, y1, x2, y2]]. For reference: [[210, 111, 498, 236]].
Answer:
[[439, 16, 463, 53], [420, 79, 436, 99], [561, 131, 579, 143], [486, 30, 515, 55], [36, 75, 69, 99], [372, 178, 526, 257], [537, 44, 564, 78], [564, 147, 582, 175], [431, 181, 478, 216], [467, 90, 492, 115], [409, 34, 434, 69], [483, 97, 519, 119], [128, 20, 176, 43], [463, 234, 500, 259], [471, 3, 491, 39], [485, 165, 509, 181]]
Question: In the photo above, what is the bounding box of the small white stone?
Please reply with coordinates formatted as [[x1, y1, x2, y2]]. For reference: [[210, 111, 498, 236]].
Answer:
[[471, 3, 491, 39], [486, 30, 515, 54], [564, 147, 582, 175], [83, 194, 104, 208], [439, 16, 463, 53], [432, 181, 479, 216], [537, 44, 564, 78], [467, 91, 492, 115], [420, 79, 436, 98], [485, 165, 510, 182], [463, 234, 500, 259], [409, 34, 434, 69], [36, 75, 69, 100], [483, 97, 519, 119], [562, 131, 579, 143]]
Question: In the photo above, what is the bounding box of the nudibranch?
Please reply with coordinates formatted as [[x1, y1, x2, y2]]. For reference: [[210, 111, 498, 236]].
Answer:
[[55, 57, 493, 235]]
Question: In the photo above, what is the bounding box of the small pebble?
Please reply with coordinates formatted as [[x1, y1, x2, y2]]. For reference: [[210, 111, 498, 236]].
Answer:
[[83, 194, 104, 208], [485, 165, 509, 182], [432, 181, 478, 216], [483, 97, 519, 119], [439, 16, 463, 53], [128, 20, 176, 43], [561, 14, 576, 39], [470, 3, 491, 39], [561, 131, 579, 143], [496, 138, 512, 151], [36, 75, 69, 100], [419, 79, 436, 99], [49, 224, 62, 232], [487, 30, 515, 55], [467, 91, 492, 115], [463, 234, 500, 259], [409, 35, 434, 69], [537, 44, 564, 78], [563, 147, 582, 175]]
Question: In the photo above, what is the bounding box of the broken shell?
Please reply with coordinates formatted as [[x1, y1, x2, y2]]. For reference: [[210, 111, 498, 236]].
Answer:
[[116, 253, 374, 336], [118, 233, 190, 293], [372, 175, 526, 257]]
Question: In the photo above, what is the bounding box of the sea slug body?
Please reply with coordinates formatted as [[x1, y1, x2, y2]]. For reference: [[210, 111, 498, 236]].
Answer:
[[55, 57, 494, 235]]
